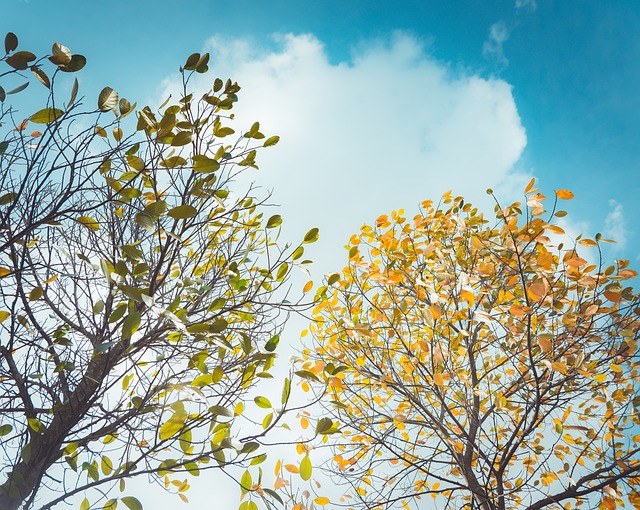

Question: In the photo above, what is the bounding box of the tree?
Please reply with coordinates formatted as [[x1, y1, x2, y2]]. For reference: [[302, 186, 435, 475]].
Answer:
[[299, 183, 640, 510], [0, 33, 317, 510]]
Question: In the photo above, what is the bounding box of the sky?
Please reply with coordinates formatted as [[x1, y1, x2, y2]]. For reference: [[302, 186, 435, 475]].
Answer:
[[3, 0, 640, 508]]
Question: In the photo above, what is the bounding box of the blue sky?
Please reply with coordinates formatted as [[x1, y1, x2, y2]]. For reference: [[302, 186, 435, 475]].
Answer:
[[3, 0, 640, 507], [5, 0, 639, 265]]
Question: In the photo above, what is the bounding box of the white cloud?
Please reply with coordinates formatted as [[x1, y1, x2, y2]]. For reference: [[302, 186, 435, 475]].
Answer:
[[159, 32, 527, 273], [515, 0, 537, 12], [604, 199, 627, 248], [483, 21, 511, 67]]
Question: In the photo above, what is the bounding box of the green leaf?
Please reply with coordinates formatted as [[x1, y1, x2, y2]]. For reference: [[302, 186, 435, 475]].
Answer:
[[327, 273, 340, 285], [263, 135, 280, 147], [210, 319, 228, 333], [179, 428, 193, 454], [316, 417, 333, 434], [303, 227, 319, 244], [121, 311, 141, 340], [102, 499, 117, 510], [158, 411, 187, 441], [109, 304, 127, 323], [192, 155, 220, 173], [214, 126, 235, 137], [6, 51, 36, 70], [69, 78, 79, 105], [281, 377, 291, 405], [58, 54, 86, 73], [30, 108, 63, 124], [77, 215, 100, 231], [0, 141, 9, 155], [120, 497, 142, 510], [98, 87, 118, 112], [5, 32, 18, 54], [0, 192, 16, 205], [292, 246, 304, 261], [167, 204, 197, 219], [0, 424, 13, 436], [28, 418, 44, 433], [184, 53, 200, 71], [266, 215, 282, 229], [250, 453, 267, 466], [29, 287, 44, 301], [240, 470, 252, 495], [126, 155, 144, 171], [300, 455, 312, 481], [171, 131, 193, 146], [32, 67, 50, 89], [262, 412, 273, 429], [160, 156, 187, 168], [208, 405, 233, 417], [49, 43, 71, 65], [265, 334, 279, 352], [6, 82, 29, 95], [276, 262, 289, 282], [80, 498, 90, 510], [101, 456, 113, 476], [295, 369, 319, 382], [254, 396, 271, 409]]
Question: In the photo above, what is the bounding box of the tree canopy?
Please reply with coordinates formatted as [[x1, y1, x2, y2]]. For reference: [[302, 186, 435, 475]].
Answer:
[[0, 33, 317, 510], [299, 183, 640, 510]]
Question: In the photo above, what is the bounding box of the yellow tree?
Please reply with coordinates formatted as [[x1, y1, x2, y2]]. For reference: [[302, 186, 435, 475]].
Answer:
[[299, 183, 640, 510]]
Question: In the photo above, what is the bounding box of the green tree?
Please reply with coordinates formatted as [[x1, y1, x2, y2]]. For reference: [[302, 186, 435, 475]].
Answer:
[[0, 33, 316, 510], [300, 183, 640, 510]]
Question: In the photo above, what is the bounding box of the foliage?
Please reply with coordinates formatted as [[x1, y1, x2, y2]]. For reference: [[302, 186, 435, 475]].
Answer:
[[0, 33, 316, 510], [299, 182, 640, 510]]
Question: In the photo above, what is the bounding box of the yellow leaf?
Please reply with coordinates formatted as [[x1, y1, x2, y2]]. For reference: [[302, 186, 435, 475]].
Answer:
[[551, 361, 567, 374], [0, 311, 10, 323], [594, 373, 607, 383], [44, 274, 58, 284], [314, 497, 330, 506], [610, 363, 622, 373], [555, 189, 574, 200], [460, 290, 475, 308], [433, 373, 444, 386], [0, 267, 10, 277]]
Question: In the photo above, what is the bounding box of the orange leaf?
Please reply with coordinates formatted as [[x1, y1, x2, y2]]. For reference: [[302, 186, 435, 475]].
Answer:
[[565, 257, 587, 267], [555, 189, 574, 200], [603, 291, 621, 303], [524, 177, 536, 194], [547, 225, 565, 235], [433, 373, 445, 386], [537, 337, 553, 353], [274, 476, 286, 490], [618, 269, 638, 279], [284, 464, 299, 474], [303, 280, 313, 293]]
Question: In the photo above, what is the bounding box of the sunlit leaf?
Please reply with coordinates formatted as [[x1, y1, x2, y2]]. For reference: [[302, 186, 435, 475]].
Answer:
[[30, 108, 63, 124]]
